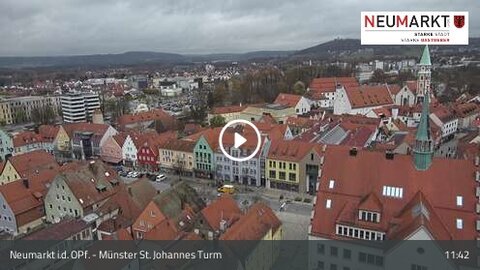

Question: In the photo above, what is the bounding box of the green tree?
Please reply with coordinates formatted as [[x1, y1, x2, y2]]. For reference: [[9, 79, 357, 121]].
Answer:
[[370, 69, 386, 83], [292, 81, 306, 95], [209, 115, 226, 127]]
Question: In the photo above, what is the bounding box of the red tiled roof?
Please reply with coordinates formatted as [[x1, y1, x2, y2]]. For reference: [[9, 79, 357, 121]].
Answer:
[[63, 122, 110, 137], [345, 85, 394, 109], [268, 140, 321, 162], [274, 93, 302, 107], [112, 132, 129, 147], [453, 103, 480, 118], [23, 218, 89, 240], [160, 139, 196, 152], [117, 109, 175, 129], [13, 131, 44, 148], [0, 167, 58, 227], [200, 195, 242, 231], [431, 104, 456, 123], [220, 203, 281, 240], [311, 145, 479, 240], [7, 150, 59, 178], [139, 131, 178, 156], [211, 105, 246, 114], [59, 160, 121, 209], [309, 77, 359, 94], [144, 219, 180, 240], [38, 125, 59, 142]]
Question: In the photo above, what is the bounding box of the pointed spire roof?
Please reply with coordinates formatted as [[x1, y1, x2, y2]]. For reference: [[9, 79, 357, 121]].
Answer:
[[419, 45, 431, 66], [415, 93, 431, 141]]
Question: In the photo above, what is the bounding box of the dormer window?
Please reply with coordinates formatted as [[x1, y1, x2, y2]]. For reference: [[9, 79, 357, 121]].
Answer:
[[456, 219, 463, 229], [456, 196, 463, 207], [359, 210, 380, 223]]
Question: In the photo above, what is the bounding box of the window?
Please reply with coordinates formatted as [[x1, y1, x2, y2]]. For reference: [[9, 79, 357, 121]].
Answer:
[[411, 264, 428, 270], [317, 261, 324, 270], [279, 172, 286, 180], [330, 246, 338, 257], [456, 218, 463, 229], [330, 264, 337, 270], [456, 196, 463, 207], [359, 252, 366, 263], [326, 199, 332, 209], [317, 243, 325, 254], [329, 180, 335, 189], [382, 185, 403, 198], [343, 249, 351, 259], [269, 170, 276, 178], [289, 173, 296, 181]]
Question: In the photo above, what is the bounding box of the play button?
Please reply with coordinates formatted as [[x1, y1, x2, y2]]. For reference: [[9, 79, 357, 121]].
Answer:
[[219, 119, 262, 162], [234, 133, 247, 148]]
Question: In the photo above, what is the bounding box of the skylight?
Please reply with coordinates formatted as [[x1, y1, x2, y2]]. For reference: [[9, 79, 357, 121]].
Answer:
[[456, 218, 463, 229], [328, 180, 335, 189], [456, 196, 463, 207], [382, 185, 403, 198], [326, 199, 332, 209]]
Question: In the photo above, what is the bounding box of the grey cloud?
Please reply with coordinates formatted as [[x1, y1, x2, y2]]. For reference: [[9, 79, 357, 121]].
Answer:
[[0, 0, 478, 56]]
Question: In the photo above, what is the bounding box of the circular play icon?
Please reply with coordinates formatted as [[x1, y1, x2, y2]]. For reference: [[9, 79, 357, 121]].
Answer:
[[218, 119, 262, 162]]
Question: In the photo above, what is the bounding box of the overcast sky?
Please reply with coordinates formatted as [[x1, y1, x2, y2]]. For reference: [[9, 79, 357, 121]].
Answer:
[[1, 0, 479, 56]]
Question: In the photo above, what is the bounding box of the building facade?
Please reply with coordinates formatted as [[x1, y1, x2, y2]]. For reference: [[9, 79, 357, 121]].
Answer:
[[61, 92, 100, 123]]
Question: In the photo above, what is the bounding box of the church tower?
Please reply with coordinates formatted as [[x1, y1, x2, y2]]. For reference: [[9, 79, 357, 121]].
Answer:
[[413, 87, 434, 171], [416, 45, 431, 104]]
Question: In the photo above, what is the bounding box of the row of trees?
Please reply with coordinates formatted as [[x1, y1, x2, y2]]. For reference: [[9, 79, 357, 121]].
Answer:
[[210, 64, 354, 107]]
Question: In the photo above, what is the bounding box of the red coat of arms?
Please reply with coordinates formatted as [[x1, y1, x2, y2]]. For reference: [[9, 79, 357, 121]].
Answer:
[[454, 15, 465, 28]]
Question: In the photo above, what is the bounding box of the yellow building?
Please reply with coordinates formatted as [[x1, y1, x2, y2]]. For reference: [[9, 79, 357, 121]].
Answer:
[[266, 141, 323, 194], [54, 126, 71, 152], [0, 162, 20, 185], [0, 96, 61, 125], [240, 104, 296, 124], [207, 105, 245, 124], [0, 150, 59, 185], [158, 139, 196, 175]]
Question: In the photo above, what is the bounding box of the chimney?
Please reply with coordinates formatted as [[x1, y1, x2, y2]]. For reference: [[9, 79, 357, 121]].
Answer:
[[349, 147, 358, 156], [392, 107, 399, 120], [385, 151, 395, 160], [22, 178, 29, 189]]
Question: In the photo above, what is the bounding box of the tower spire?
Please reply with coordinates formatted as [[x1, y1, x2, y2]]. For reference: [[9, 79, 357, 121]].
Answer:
[[413, 92, 433, 170], [416, 45, 432, 104]]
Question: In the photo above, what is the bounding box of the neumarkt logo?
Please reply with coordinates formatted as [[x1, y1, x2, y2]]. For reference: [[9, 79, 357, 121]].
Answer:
[[360, 12, 469, 45]]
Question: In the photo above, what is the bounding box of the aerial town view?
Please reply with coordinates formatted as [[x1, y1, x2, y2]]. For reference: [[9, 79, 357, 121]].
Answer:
[[0, 1, 479, 270]]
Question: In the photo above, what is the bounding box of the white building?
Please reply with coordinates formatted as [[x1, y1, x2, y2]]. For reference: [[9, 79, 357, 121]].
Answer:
[[430, 107, 458, 142], [214, 132, 270, 187], [333, 85, 394, 116], [122, 134, 142, 168], [61, 92, 100, 123], [273, 93, 311, 115]]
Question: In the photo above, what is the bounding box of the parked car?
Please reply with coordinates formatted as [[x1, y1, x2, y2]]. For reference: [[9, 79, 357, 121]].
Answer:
[[119, 171, 128, 177], [156, 174, 167, 182], [128, 171, 139, 178]]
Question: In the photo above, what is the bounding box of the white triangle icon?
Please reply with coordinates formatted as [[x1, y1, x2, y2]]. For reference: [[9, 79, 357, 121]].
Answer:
[[234, 133, 247, 148]]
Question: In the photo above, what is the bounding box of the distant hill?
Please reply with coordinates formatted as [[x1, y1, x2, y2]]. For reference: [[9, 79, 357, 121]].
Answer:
[[185, 50, 295, 63], [294, 38, 480, 59], [0, 51, 187, 69], [1, 38, 478, 69]]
